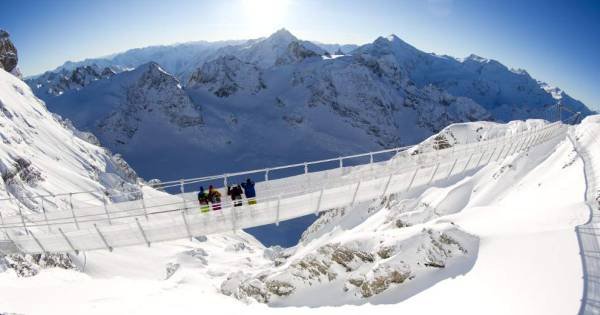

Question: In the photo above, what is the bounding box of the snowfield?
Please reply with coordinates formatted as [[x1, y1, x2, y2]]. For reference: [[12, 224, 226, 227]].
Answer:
[[1, 59, 597, 313]]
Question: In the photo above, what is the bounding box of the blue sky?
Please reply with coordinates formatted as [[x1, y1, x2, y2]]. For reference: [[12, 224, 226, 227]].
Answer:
[[1, 0, 599, 110]]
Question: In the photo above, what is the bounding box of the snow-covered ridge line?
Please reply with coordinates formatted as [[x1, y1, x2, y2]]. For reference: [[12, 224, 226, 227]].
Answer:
[[0, 121, 565, 254], [570, 117, 600, 315]]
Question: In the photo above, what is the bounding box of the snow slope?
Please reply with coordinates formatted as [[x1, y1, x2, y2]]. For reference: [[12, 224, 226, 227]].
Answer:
[[0, 67, 143, 214], [1, 116, 594, 315], [0, 43, 272, 312]]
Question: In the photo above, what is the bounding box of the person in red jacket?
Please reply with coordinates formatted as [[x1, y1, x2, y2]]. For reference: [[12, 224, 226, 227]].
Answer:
[[208, 185, 222, 210]]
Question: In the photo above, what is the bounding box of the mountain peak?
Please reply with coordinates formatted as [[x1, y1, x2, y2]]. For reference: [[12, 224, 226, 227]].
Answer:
[[266, 28, 298, 43], [137, 61, 170, 76], [386, 34, 401, 42], [465, 54, 487, 62], [372, 34, 417, 50]]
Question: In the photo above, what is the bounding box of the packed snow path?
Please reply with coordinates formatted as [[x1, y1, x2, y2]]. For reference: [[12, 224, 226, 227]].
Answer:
[[0, 122, 565, 254], [571, 117, 600, 315]]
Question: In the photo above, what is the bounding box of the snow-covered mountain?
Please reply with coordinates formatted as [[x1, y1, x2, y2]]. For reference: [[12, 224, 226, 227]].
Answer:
[[351, 35, 593, 120], [27, 29, 595, 246], [0, 65, 143, 214], [40, 39, 248, 81], [0, 38, 152, 273], [28, 64, 120, 97]]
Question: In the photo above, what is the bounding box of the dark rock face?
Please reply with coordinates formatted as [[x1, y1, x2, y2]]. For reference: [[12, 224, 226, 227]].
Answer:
[[0, 30, 18, 72], [1, 253, 77, 277]]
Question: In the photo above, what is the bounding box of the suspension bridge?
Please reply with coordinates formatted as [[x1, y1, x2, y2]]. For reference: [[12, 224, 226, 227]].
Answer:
[[0, 122, 567, 254]]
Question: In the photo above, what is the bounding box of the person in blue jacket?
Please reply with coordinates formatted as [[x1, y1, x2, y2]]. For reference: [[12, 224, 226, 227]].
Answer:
[[241, 178, 257, 205]]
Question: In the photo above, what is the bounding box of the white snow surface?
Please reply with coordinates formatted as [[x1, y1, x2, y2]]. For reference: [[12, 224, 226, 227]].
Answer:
[[0, 68, 148, 214], [1, 48, 597, 314], [1, 70, 595, 314]]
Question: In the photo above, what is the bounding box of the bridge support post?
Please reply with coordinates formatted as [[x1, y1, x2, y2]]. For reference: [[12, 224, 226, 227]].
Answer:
[[406, 167, 419, 192], [474, 150, 487, 169], [517, 133, 529, 152], [485, 147, 497, 165], [28, 229, 46, 254], [462, 152, 475, 174], [275, 196, 281, 226], [427, 163, 440, 185], [69, 193, 80, 230], [525, 132, 535, 149], [94, 224, 112, 252], [58, 227, 79, 254], [381, 174, 393, 198], [139, 185, 149, 221], [525, 132, 537, 149], [304, 163, 308, 174], [135, 218, 151, 247], [16, 201, 29, 235], [351, 181, 362, 205], [446, 158, 458, 179], [265, 169, 269, 181], [518, 135, 527, 152], [41, 198, 51, 232], [495, 143, 507, 162], [339, 158, 343, 169], [531, 133, 542, 146], [103, 197, 112, 225], [513, 136, 524, 154], [181, 210, 192, 241], [542, 130, 551, 142], [502, 142, 514, 160], [315, 188, 324, 216], [179, 179, 188, 214]]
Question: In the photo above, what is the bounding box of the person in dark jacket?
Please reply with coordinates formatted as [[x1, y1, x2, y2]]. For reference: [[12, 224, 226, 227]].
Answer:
[[227, 184, 244, 207], [198, 186, 210, 213], [208, 185, 222, 210], [241, 178, 257, 205]]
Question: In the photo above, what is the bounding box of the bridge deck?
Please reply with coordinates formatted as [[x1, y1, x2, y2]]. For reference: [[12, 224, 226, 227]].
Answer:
[[0, 123, 565, 254]]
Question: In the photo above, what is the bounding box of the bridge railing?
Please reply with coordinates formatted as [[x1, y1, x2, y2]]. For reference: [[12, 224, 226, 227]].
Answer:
[[0, 121, 560, 230], [0, 122, 566, 254]]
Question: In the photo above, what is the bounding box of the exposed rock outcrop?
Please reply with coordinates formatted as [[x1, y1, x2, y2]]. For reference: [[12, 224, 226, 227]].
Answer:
[[221, 224, 476, 303], [0, 29, 18, 73], [188, 55, 266, 97]]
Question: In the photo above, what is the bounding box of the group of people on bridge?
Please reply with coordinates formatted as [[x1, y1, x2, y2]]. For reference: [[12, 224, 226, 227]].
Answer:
[[197, 178, 256, 213]]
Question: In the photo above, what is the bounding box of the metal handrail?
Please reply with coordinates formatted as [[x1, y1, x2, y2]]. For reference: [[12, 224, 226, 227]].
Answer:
[[0, 122, 563, 229]]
